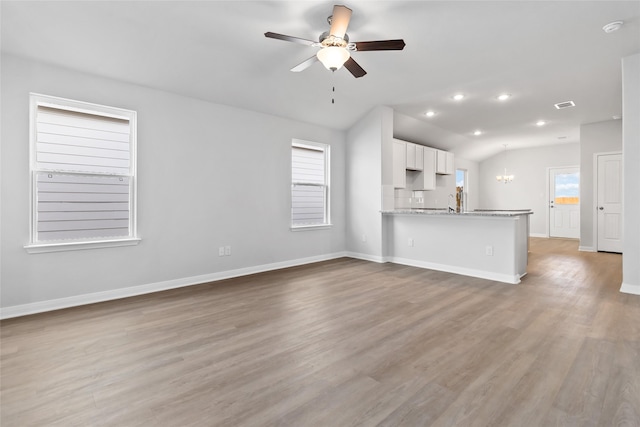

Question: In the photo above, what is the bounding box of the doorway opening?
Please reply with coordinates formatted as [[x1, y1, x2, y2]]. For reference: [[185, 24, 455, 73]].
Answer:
[[456, 168, 467, 212]]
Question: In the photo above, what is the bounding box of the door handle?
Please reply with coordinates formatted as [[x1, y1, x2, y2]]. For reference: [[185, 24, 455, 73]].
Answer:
[[599, 206, 604, 210]]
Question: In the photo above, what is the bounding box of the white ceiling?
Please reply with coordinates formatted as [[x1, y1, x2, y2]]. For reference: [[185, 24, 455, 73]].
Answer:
[[2, 1, 639, 161]]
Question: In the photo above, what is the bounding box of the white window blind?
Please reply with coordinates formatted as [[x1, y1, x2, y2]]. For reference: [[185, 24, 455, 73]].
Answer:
[[29, 94, 137, 248], [36, 173, 131, 241], [36, 105, 131, 174], [291, 141, 329, 227]]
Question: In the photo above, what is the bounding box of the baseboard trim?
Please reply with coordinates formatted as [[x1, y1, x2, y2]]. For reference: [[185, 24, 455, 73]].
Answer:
[[0, 252, 349, 320], [578, 246, 596, 252], [529, 233, 548, 238], [388, 256, 521, 284], [620, 282, 640, 295], [343, 251, 387, 264]]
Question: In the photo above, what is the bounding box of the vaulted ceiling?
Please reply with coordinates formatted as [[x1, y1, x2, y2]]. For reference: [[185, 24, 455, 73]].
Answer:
[[2, 1, 639, 161]]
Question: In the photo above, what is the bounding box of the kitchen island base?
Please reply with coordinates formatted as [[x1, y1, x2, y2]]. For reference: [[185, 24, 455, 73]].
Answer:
[[382, 211, 531, 284]]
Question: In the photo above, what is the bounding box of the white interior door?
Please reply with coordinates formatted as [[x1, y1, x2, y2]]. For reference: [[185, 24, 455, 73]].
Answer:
[[597, 153, 623, 253], [549, 167, 580, 238]]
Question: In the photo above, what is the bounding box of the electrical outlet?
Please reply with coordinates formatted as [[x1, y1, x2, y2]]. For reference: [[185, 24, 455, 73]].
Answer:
[[408, 238, 414, 247], [486, 246, 494, 256], [224, 245, 231, 256], [218, 246, 225, 257]]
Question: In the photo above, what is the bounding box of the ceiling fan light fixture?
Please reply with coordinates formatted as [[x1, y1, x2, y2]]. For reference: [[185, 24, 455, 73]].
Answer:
[[317, 46, 350, 71], [265, 5, 404, 78]]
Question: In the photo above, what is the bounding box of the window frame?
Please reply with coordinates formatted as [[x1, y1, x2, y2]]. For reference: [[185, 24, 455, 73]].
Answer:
[[290, 139, 331, 230], [25, 93, 140, 253]]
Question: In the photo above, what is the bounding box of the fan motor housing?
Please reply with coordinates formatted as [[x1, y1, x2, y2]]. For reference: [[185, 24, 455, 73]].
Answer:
[[319, 31, 349, 47]]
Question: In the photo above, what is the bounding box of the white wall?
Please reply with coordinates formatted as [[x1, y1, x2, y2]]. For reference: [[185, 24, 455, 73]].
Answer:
[[579, 120, 622, 250], [345, 106, 391, 260], [621, 53, 640, 294], [0, 54, 346, 313], [478, 143, 580, 237]]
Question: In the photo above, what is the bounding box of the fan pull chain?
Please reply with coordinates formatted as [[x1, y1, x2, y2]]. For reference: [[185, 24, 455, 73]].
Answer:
[[331, 70, 336, 104]]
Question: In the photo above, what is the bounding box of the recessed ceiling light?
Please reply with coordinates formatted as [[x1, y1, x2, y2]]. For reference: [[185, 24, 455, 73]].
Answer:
[[603, 21, 624, 33], [536, 120, 546, 127], [554, 100, 575, 109], [424, 111, 436, 117], [473, 130, 482, 136], [453, 93, 465, 101], [497, 93, 511, 101]]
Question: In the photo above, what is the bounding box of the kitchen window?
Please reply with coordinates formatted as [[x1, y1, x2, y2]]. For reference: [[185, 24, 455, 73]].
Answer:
[[25, 93, 139, 253], [291, 139, 330, 229]]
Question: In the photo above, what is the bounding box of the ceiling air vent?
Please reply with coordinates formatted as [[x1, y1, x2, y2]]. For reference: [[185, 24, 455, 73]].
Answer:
[[554, 101, 576, 109]]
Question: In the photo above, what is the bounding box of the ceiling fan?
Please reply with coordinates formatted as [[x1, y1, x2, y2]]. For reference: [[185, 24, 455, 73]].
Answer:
[[265, 4, 405, 78]]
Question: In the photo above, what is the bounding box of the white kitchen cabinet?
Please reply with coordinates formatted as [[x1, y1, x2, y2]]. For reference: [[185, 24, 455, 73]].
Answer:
[[436, 150, 455, 175], [393, 139, 407, 188], [415, 145, 424, 170], [420, 147, 437, 190], [409, 146, 436, 190], [406, 142, 416, 170], [405, 142, 424, 171]]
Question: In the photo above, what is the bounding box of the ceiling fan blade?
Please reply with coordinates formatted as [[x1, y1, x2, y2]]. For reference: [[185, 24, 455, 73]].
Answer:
[[354, 39, 406, 51], [264, 32, 317, 46], [329, 5, 352, 39], [291, 56, 319, 72], [344, 57, 366, 78]]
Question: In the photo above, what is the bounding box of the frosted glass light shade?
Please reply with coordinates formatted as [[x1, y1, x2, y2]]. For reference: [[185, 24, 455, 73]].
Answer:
[[317, 46, 350, 70]]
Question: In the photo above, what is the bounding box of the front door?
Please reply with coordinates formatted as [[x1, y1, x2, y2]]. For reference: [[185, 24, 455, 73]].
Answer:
[[549, 167, 580, 239], [597, 153, 623, 253]]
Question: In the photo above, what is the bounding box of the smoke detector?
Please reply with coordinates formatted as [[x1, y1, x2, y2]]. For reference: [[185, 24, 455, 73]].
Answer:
[[603, 21, 624, 33]]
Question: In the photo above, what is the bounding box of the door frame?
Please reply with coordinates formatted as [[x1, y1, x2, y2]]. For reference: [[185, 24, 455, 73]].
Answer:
[[593, 151, 623, 252], [546, 165, 580, 239]]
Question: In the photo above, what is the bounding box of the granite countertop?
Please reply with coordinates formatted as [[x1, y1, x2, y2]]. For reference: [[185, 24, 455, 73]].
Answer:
[[381, 209, 533, 217]]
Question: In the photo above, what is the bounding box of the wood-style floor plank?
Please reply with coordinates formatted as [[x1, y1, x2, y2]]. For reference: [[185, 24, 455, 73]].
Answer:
[[1, 238, 639, 426]]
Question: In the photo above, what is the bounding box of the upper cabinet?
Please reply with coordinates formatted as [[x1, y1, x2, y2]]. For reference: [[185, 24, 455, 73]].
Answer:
[[414, 146, 436, 190], [436, 150, 455, 175], [393, 138, 453, 189], [406, 142, 424, 171], [392, 139, 407, 188]]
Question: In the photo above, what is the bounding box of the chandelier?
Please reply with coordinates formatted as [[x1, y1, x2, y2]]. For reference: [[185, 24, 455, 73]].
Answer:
[[496, 145, 514, 184]]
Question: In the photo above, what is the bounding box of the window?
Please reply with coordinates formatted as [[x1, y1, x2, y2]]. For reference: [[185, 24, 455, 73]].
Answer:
[[291, 139, 330, 228], [26, 93, 139, 252], [554, 171, 580, 205]]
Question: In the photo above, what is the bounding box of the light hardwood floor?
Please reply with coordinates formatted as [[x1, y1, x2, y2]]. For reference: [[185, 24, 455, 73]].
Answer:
[[1, 238, 639, 426]]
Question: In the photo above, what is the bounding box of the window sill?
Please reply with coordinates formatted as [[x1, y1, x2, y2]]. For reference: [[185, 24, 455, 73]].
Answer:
[[290, 224, 332, 231], [25, 237, 141, 254]]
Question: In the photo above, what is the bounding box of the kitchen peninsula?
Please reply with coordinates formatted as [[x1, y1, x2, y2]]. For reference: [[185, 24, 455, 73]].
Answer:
[[382, 209, 532, 284]]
